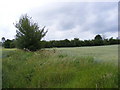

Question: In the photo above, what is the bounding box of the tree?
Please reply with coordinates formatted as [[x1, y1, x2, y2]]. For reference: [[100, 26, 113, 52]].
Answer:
[[4, 39, 12, 48], [103, 39, 109, 45], [1, 37, 5, 46], [109, 37, 118, 45], [94, 34, 103, 46], [1, 37, 5, 43], [15, 14, 48, 51], [3, 39, 15, 48], [94, 34, 102, 40], [71, 38, 80, 47]]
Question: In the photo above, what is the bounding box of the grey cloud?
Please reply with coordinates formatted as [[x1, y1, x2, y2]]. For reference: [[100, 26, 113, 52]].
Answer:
[[28, 2, 118, 40]]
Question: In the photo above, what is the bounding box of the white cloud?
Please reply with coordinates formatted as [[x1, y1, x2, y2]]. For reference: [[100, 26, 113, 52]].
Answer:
[[104, 32, 118, 39], [0, 1, 118, 41]]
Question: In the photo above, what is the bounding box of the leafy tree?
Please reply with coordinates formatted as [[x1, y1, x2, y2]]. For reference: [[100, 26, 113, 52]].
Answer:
[[4, 39, 12, 48], [103, 39, 109, 45], [1, 37, 5, 43], [94, 34, 102, 40], [71, 38, 81, 47], [83, 40, 94, 46], [65, 39, 71, 47], [109, 37, 118, 45], [94, 34, 103, 46], [15, 14, 48, 51], [3, 39, 15, 48], [1, 37, 5, 46]]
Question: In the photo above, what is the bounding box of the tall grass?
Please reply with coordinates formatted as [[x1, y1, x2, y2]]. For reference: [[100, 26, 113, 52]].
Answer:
[[2, 45, 118, 88]]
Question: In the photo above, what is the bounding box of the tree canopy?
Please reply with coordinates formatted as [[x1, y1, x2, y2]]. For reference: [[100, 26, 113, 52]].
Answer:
[[94, 34, 102, 40], [15, 14, 48, 51], [3, 39, 15, 48]]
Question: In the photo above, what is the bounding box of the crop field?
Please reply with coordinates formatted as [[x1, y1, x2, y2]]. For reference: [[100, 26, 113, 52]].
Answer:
[[2, 45, 119, 88]]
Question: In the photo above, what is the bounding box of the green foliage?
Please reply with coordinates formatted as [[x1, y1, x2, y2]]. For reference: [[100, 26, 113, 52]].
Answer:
[[3, 39, 15, 48], [40, 36, 120, 48], [109, 37, 119, 45], [10, 41, 15, 48], [94, 34, 102, 40], [15, 14, 47, 51], [94, 34, 103, 46], [2, 45, 118, 88]]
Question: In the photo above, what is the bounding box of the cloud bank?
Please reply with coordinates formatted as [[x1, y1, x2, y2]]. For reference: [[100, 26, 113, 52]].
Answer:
[[0, 1, 118, 40]]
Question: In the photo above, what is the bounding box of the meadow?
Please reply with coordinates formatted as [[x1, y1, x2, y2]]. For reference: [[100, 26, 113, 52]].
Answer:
[[2, 45, 119, 88]]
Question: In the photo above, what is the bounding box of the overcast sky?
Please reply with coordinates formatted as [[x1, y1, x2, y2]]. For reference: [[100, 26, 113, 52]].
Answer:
[[0, 0, 118, 41]]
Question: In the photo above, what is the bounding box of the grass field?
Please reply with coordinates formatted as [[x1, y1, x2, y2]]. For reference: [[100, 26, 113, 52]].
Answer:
[[2, 45, 119, 88]]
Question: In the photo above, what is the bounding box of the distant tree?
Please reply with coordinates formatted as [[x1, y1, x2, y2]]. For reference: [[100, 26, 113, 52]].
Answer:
[[1, 37, 5, 47], [15, 14, 48, 51], [83, 40, 94, 46], [4, 39, 12, 48], [94, 34, 102, 40], [109, 37, 114, 44], [109, 37, 118, 45], [62, 39, 70, 47], [71, 38, 80, 47], [103, 39, 109, 45], [1, 37, 5, 44], [94, 34, 103, 46]]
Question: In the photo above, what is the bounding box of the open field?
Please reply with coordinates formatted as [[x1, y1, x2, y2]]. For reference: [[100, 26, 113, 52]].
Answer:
[[2, 45, 119, 88]]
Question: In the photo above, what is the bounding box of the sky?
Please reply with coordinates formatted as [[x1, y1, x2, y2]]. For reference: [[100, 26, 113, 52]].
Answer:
[[0, 0, 119, 41]]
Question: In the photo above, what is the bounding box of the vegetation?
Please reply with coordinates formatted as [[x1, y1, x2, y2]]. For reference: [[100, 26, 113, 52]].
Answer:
[[2, 45, 118, 88], [94, 34, 103, 46], [2, 34, 120, 49], [41, 37, 120, 48], [14, 14, 47, 51], [1, 14, 119, 88], [3, 39, 15, 48]]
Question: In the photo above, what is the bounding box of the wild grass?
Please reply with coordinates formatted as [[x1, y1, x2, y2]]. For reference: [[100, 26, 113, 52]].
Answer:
[[2, 45, 118, 88]]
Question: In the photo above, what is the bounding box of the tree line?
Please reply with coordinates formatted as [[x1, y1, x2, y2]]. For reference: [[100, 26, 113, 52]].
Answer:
[[38, 36, 120, 48], [2, 35, 120, 49], [1, 14, 120, 51]]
